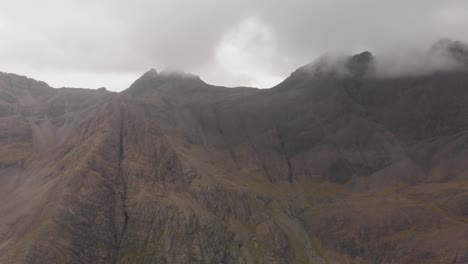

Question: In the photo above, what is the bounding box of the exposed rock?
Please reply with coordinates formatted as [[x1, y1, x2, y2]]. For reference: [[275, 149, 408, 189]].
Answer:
[[1, 41, 468, 263]]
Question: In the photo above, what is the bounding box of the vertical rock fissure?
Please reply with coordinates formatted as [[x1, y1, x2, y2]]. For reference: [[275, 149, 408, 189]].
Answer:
[[213, 105, 237, 163], [276, 126, 293, 183], [113, 106, 129, 264], [240, 117, 274, 182], [247, 133, 273, 182]]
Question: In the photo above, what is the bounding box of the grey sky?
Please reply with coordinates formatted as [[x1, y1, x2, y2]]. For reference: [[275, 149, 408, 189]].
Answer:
[[0, 0, 467, 90]]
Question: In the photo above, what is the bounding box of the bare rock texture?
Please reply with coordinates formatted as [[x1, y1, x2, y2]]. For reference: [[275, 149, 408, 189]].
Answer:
[[1, 41, 468, 263]]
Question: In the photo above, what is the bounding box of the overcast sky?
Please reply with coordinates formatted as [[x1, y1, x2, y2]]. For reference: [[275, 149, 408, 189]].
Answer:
[[0, 0, 467, 91]]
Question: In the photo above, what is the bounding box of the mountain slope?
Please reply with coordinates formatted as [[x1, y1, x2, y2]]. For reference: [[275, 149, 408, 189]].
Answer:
[[1, 43, 468, 263]]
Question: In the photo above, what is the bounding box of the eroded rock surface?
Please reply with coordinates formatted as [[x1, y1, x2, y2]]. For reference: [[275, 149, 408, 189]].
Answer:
[[1, 41, 468, 264]]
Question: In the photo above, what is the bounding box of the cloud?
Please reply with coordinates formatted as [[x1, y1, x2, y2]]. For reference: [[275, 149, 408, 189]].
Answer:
[[374, 47, 464, 78], [0, 0, 467, 90], [211, 17, 290, 88]]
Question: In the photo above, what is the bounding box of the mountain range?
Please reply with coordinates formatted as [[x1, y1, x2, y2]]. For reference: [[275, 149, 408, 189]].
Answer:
[[0, 39, 467, 263]]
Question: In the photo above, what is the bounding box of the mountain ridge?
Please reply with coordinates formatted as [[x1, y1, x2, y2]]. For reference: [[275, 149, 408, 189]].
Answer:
[[0, 40, 468, 263]]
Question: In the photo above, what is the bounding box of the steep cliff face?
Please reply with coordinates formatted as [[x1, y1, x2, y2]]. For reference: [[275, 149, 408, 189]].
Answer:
[[1, 43, 468, 264]]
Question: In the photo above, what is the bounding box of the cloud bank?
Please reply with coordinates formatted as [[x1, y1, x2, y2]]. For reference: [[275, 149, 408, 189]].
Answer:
[[0, 0, 467, 90]]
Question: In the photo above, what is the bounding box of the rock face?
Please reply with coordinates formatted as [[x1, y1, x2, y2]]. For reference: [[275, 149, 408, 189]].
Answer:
[[1, 42, 468, 264]]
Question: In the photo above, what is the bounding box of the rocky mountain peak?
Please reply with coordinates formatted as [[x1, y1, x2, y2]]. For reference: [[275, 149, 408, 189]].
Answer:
[[430, 38, 468, 66], [159, 69, 201, 80], [347, 51, 375, 77], [143, 67, 159, 77], [276, 51, 375, 90], [124, 68, 205, 96]]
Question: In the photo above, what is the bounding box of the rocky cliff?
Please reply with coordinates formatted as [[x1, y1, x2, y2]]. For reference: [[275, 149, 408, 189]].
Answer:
[[0, 42, 467, 263]]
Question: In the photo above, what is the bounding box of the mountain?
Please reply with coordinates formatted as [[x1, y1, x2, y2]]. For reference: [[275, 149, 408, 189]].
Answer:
[[1, 41, 468, 264]]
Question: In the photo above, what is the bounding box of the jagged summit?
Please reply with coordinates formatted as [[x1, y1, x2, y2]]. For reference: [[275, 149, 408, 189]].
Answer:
[[275, 50, 376, 89], [296, 51, 375, 78], [159, 69, 201, 80], [347, 51, 375, 77], [123, 68, 205, 96], [431, 38, 468, 66], [143, 68, 159, 77], [432, 38, 468, 54], [133, 68, 201, 82], [279, 39, 468, 89], [131, 68, 159, 84]]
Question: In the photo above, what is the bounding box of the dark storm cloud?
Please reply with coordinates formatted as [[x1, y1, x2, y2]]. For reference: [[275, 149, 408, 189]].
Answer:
[[0, 0, 467, 90]]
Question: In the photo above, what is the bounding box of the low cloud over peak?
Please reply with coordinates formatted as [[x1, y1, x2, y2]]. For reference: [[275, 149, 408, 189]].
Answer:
[[375, 38, 468, 78], [296, 39, 468, 80], [0, 0, 467, 90]]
